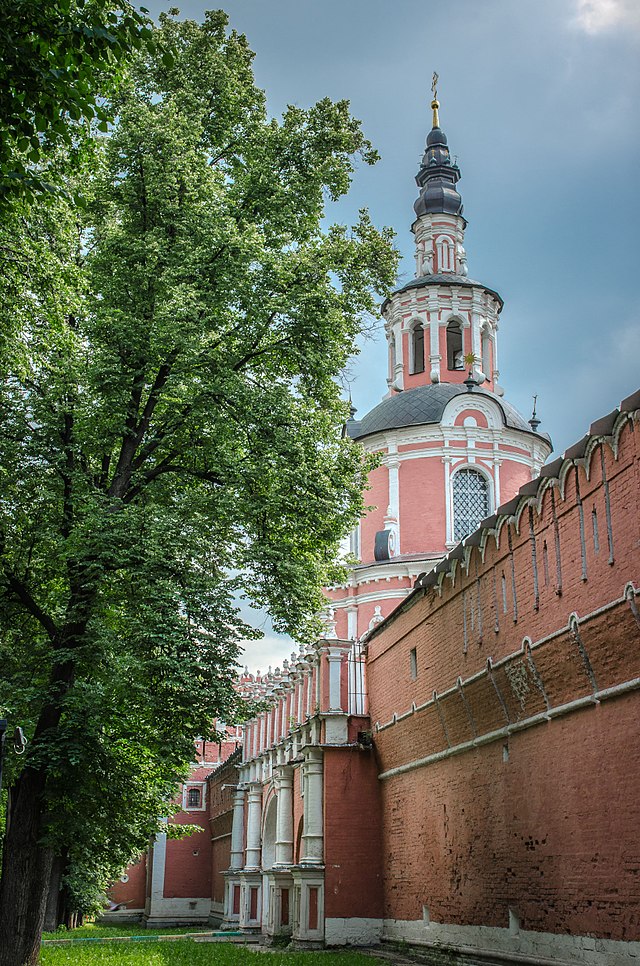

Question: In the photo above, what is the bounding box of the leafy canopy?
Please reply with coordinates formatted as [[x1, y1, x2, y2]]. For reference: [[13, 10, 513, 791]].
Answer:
[[0, 0, 155, 203], [0, 8, 397, 915]]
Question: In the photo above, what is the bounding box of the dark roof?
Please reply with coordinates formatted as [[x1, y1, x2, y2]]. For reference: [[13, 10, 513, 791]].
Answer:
[[346, 383, 541, 442], [383, 273, 503, 313], [414, 124, 464, 218], [366, 386, 640, 642]]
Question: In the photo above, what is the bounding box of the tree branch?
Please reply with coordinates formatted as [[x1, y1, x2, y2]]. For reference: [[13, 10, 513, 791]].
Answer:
[[2, 570, 57, 640]]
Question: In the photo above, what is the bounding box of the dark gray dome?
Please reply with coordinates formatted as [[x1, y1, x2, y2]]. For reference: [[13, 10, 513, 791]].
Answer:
[[346, 383, 539, 441], [414, 124, 463, 218], [382, 273, 503, 314]]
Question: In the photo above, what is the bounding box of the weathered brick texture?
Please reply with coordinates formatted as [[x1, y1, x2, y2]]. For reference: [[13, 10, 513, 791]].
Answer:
[[367, 414, 640, 941]]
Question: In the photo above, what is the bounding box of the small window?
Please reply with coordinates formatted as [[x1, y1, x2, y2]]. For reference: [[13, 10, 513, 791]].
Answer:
[[409, 647, 418, 681], [447, 321, 463, 370], [410, 324, 425, 374], [187, 787, 201, 808]]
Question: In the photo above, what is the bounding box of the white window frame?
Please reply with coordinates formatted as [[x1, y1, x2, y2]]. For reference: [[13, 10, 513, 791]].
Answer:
[[449, 464, 493, 545], [183, 781, 207, 812]]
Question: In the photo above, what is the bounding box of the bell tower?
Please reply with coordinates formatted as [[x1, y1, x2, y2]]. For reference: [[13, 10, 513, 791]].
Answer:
[[327, 81, 552, 643], [387, 77, 501, 396]]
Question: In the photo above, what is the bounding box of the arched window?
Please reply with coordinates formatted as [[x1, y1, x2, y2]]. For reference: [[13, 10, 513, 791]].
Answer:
[[410, 323, 425, 374], [452, 469, 490, 541], [436, 236, 454, 272], [447, 320, 463, 370], [187, 787, 202, 808]]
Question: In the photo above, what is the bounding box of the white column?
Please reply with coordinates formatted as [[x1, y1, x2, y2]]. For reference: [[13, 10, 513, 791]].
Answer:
[[386, 450, 400, 555], [296, 674, 304, 724], [148, 817, 168, 910], [471, 300, 482, 370], [443, 449, 453, 545], [306, 668, 313, 718], [346, 605, 358, 641], [326, 648, 344, 712], [245, 782, 262, 870], [300, 747, 323, 865], [281, 688, 289, 738], [393, 319, 404, 389], [274, 766, 294, 867], [266, 708, 273, 750], [229, 787, 246, 870], [493, 444, 502, 509], [428, 309, 440, 382]]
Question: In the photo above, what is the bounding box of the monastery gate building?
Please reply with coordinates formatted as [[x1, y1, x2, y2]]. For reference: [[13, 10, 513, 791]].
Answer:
[[110, 98, 640, 966]]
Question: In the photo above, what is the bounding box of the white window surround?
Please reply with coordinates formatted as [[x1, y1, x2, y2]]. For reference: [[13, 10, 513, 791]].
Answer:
[[182, 781, 207, 812], [448, 463, 494, 546], [435, 234, 455, 273], [407, 319, 426, 375]]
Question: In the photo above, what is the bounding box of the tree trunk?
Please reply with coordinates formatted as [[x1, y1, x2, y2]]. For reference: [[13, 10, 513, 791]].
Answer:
[[43, 854, 64, 933], [0, 768, 53, 966]]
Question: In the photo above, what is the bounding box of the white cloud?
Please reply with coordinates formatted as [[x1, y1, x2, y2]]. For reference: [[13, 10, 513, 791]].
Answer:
[[239, 633, 293, 676], [573, 0, 640, 34]]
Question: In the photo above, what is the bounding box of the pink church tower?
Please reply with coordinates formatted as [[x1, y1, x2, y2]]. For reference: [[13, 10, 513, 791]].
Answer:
[[327, 88, 552, 641]]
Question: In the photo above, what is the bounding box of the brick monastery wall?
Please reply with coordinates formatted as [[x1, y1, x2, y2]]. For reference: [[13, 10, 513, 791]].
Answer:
[[367, 407, 640, 941], [207, 749, 240, 910], [108, 854, 146, 910], [324, 747, 384, 920]]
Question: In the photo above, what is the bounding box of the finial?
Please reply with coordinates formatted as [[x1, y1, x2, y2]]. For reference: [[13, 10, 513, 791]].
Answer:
[[348, 393, 357, 421], [431, 71, 440, 128], [529, 394, 541, 432]]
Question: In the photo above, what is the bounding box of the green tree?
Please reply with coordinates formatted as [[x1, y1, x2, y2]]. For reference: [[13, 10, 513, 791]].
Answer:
[[0, 0, 152, 204], [0, 10, 397, 963]]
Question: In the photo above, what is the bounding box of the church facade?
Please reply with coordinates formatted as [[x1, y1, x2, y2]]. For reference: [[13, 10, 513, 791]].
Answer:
[[108, 99, 640, 965]]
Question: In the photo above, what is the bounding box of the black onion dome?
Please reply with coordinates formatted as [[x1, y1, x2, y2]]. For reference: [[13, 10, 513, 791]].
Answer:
[[346, 384, 543, 442], [414, 122, 463, 218]]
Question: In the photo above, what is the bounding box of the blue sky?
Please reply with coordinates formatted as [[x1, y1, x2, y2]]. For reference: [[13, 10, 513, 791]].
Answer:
[[146, 0, 640, 670]]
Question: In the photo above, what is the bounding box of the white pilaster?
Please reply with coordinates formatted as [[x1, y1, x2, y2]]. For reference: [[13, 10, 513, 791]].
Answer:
[[230, 787, 246, 870], [346, 605, 358, 641], [300, 747, 324, 865], [274, 765, 294, 867], [245, 782, 262, 870], [326, 647, 344, 712]]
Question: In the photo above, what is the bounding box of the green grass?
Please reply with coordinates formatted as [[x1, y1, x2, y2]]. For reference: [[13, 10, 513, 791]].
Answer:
[[40, 939, 384, 965], [42, 925, 211, 940], [40, 924, 385, 965]]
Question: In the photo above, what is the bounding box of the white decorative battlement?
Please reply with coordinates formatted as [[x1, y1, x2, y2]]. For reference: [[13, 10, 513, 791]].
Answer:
[[239, 640, 365, 773]]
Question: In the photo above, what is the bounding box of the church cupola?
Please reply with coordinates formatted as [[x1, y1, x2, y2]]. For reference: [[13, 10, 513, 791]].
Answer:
[[414, 98, 464, 221], [382, 75, 505, 393], [411, 77, 468, 279]]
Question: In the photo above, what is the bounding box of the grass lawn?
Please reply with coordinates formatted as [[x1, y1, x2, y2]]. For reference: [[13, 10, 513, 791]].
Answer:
[[39, 925, 385, 965], [42, 925, 212, 939]]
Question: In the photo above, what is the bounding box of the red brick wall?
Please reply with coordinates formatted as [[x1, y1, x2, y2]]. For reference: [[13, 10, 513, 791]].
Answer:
[[108, 854, 146, 909], [380, 694, 640, 939], [368, 423, 640, 724], [208, 749, 241, 906], [324, 747, 384, 920], [162, 822, 211, 899], [367, 416, 640, 940]]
